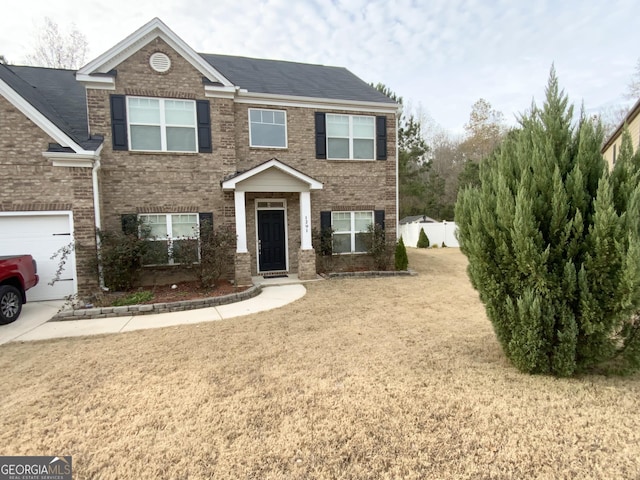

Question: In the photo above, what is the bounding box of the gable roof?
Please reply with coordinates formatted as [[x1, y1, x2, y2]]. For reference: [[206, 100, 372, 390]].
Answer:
[[0, 18, 396, 153], [222, 158, 323, 191], [77, 18, 232, 87], [200, 54, 395, 104], [0, 63, 101, 151], [602, 97, 640, 153]]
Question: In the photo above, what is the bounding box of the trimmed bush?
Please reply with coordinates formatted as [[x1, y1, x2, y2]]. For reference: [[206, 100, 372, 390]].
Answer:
[[417, 228, 430, 248], [455, 69, 640, 376], [395, 236, 409, 270]]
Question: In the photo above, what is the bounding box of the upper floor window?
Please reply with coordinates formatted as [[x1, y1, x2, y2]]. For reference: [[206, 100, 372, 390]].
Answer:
[[249, 108, 287, 148], [326, 114, 375, 160], [127, 97, 197, 152]]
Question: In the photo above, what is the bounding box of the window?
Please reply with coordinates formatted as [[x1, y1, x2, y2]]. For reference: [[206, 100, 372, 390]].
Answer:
[[139, 213, 199, 265], [326, 114, 375, 160], [128, 97, 197, 152], [249, 109, 287, 148], [613, 144, 617, 164], [331, 211, 373, 253]]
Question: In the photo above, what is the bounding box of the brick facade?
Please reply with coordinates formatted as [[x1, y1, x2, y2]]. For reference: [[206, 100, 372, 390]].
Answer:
[[0, 96, 99, 297], [2, 31, 397, 299]]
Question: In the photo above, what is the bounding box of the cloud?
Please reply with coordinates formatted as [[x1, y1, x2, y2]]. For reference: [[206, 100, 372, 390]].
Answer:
[[1, 0, 638, 132]]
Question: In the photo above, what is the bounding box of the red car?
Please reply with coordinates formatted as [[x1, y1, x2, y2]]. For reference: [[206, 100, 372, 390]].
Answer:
[[0, 255, 39, 324]]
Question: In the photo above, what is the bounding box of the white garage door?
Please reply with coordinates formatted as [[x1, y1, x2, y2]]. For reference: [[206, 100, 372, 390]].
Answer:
[[0, 213, 77, 301]]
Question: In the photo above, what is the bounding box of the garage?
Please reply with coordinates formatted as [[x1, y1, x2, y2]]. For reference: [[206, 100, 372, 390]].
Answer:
[[0, 212, 77, 301]]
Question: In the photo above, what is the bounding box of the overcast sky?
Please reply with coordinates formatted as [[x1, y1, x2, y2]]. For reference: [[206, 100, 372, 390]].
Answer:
[[1, 0, 638, 135]]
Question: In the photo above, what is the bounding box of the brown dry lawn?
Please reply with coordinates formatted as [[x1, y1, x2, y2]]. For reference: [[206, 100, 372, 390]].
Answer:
[[1, 249, 640, 479]]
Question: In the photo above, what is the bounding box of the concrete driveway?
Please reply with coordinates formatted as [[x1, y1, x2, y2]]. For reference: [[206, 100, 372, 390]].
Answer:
[[0, 300, 65, 345]]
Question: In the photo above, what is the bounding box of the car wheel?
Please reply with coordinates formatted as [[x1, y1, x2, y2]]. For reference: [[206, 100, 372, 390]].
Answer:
[[0, 285, 23, 324]]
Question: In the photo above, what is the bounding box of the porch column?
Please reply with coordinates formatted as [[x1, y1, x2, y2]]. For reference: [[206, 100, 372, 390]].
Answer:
[[234, 190, 248, 253], [300, 190, 312, 250]]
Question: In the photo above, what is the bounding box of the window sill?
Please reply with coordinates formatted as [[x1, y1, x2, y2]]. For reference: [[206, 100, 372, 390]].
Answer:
[[326, 158, 377, 162], [249, 146, 288, 150], [127, 151, 199, 156]]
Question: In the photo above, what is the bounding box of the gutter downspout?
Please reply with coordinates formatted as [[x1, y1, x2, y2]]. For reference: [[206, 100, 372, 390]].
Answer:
[[92, 155, 106, 290], [396, 105, 402, 239]]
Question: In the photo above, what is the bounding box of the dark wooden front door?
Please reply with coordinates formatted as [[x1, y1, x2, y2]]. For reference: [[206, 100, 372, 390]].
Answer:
[[258, 210, 286, 271]]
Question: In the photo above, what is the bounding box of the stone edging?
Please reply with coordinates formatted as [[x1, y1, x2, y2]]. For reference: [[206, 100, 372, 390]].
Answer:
[[51, 285, 262, 321], [326, 269, 417, 279]]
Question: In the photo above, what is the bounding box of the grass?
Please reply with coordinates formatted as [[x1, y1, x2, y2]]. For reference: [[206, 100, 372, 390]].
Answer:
[[111, 290, 154, 306], [1, 249, 639, 479]]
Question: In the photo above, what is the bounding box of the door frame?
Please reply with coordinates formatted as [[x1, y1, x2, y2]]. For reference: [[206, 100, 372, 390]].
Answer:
[[254, 198, 288, 273]]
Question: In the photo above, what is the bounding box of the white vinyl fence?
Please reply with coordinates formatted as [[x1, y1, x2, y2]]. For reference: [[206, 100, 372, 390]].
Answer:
[[398, 221, 459, 248]]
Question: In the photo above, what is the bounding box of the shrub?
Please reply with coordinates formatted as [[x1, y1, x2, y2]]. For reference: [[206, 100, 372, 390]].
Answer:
[[172, 221, 236, 289], [417, 228, 430, 248], [197, 223, 236, 288], [98, 223, 151, 291], [395, 236, 409, 270], [366, 222, 394, 270], [112, 290, 153, 306], [455, 68, 640, 376]]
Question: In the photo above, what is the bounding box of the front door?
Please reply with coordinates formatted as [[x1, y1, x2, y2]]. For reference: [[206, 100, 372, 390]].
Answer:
[[258, 210, 286, 272]]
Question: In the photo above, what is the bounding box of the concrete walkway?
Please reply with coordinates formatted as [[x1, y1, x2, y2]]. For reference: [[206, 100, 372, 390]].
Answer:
[[0, 284, 306, 344]]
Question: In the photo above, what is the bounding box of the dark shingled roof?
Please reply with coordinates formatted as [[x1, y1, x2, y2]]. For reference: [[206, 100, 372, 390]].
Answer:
[[0, 54, 394, 152], [200, 53, 395, 104], [0, 64, 100, 150]]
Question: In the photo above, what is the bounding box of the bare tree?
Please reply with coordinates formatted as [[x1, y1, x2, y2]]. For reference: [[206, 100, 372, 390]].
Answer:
[[0, 55, 7, 64], [460, 98, 507, 162], [625, 58, 640, 100], [25, 17, 88, 69]]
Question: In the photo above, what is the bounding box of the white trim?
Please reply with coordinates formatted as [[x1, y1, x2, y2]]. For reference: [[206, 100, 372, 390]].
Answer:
[[248, 108, 288, 149], [77, 18, 233, 86], [326, 113, 375, 160], [204, 85, 238, 99], [138, 212, 200, 265], [235, 91, 398, 114], [222, 158, 323, 191], [395, 112, 400, 239], [0, 77, 89, 153], [235, 191, 248, 253], [0, 210, 79, 297], [255, 198, 289, 273], [127, 96, 197, 153], [300, 191, 312, 250], [331, 210, 374, 254], [75, 73, 115, 90]]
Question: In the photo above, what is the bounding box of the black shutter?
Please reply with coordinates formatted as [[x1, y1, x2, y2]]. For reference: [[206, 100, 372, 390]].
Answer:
[[110, 95, 128, 151], [121, 214, 138, 235], [374, 210, 385, 230], [320, 211, 331, 231], [196, 100, 212, 153], [376, 116, 387, 160], [315, 112, 327, 159], [199, 212, 213, 237], [320, 211, 332, 256]]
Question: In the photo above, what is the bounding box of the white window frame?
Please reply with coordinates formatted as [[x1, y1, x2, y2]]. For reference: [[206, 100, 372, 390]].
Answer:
[[331, 210, 374, 254], [139, 213, 200, 265], [326, 114, 376, 160], [127, 97, 198, 153], [248, 108, 288, 148]]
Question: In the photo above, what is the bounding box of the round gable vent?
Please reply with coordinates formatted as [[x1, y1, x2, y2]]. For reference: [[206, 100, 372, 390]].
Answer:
[[149, 52, 171, 73]]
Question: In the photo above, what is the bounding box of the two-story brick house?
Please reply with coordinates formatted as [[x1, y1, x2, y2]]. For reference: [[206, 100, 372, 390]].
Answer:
[[0, 18, 398, 301]]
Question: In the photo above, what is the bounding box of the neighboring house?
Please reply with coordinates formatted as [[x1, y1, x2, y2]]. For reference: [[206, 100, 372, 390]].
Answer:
[[0, 18, 399, 301], [399, 215, 437, 225], [602, 97, 640, 169]]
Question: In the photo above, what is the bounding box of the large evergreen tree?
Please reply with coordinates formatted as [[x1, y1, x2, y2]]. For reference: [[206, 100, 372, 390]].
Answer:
[[455, 69, 640, 376]]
